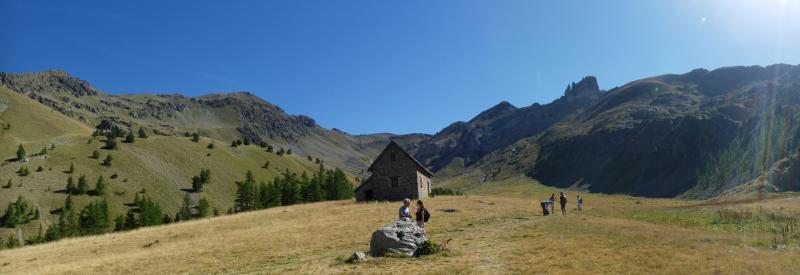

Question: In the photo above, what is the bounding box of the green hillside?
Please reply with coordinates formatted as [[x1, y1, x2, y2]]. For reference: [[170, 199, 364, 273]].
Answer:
[[0, 86, 326, 239]]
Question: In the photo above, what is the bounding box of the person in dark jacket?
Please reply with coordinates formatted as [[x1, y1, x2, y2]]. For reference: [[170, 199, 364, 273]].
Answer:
[[559, 192, 568, 216], [541, 200, 550, 216], [414, 200, 430, 228]]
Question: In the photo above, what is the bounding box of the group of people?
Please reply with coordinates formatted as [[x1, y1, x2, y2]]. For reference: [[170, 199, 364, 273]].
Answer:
[[541, 192, 583, 216], [394, 191, 583, 226], [399, 198, 431, 228]]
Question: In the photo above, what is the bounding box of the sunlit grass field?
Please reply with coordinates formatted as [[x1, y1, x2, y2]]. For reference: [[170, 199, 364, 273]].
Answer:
[[0, 176, 797, 274]]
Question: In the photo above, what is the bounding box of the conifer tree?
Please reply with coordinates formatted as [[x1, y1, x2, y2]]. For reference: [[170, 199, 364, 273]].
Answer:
[[104, 135, 117, 150], [94, 176, 107, 196], [78, 199, 110, 234], [191, 133, 200, 142], [197, 197, 210, 218], [192, 176, 203, 193], [124, 209, 138, 230], [243, 137, 250, 145], [200, 168, 211, 184], [66, 176, 75, 194], [77, 175, 89, 195], [207, 142, 215, 149], [176, 193, 192, 221], [137, 196, 164, 226], [64, 194, 73, 210], [91, 150, 100, 159], [3, 196, 34, 227], [68, 163, 75, 174], [102, 155, 113, 167], [138, 127, 148, 139], [235, 171, 258, 212], [16, 144, 25, 161], [114, 215, 125, 231], [262, 161, 270, 169], [124, 131, 135, 143]]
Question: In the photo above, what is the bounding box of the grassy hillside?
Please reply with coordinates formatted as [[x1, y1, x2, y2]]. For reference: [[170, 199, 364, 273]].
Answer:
[[0, 71, 427, 175], [0, 175, 797, 274], [0, 86, 326, 239]]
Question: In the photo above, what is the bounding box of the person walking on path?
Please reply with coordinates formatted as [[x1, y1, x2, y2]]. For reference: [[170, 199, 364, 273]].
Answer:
[[549, 193, 556, 213], [399, 198, 412, 220], [577, 194, 584, 211], [559, 192, 568, 216], [414, 200, 430, 228]]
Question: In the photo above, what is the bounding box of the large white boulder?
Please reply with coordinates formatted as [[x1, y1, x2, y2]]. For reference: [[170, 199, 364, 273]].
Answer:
[[369, 218, 427, 256]]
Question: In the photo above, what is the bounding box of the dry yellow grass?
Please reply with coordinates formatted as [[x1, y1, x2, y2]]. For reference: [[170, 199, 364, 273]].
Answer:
[[0, 177, 797, 274]]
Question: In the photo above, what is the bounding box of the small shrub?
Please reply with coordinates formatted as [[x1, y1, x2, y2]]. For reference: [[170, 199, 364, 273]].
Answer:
[[417, 240, 441, 256], [102, 155, 113, 167], [104, 136, 118, 150], [16, 166, 30, 176]]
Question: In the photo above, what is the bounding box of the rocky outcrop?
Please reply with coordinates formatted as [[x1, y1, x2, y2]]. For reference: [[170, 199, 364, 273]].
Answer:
[[414, 75, 603, 172], [369, 218, 427, 256], [533, 64, 800, 198]]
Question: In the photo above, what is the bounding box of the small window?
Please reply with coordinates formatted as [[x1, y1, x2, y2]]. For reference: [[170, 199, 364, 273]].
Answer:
[[390, 152, 397, 161], [391, 176, 399, 187]]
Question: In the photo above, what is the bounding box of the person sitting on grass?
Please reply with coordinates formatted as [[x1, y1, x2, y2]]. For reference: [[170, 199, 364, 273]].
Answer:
[[399, 198, 412, 220], [560, 192, 568, 216], [414, 200, 430, 228]]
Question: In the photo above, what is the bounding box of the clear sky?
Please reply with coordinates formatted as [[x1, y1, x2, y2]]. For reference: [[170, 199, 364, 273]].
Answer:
[[2, 1, 799, 134]]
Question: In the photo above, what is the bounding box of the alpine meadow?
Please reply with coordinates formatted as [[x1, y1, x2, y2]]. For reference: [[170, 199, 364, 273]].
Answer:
[[2, 1, 800, 274]]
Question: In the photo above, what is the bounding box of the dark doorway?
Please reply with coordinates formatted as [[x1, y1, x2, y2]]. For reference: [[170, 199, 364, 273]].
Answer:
[[365, 190, 374, 201]]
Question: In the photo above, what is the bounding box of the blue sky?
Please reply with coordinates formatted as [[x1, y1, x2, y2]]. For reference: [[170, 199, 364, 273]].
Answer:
[[2, 1, 799, 134]]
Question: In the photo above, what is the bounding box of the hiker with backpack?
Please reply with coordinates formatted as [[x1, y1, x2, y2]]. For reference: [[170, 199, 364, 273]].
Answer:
[[415, 200, 431, 228], [577, 193, 584, 211], [541, 200, 550, 216]]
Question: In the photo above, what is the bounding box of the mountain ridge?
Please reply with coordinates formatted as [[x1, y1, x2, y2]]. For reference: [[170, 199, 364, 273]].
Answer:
[[4, 64, 800, 198]]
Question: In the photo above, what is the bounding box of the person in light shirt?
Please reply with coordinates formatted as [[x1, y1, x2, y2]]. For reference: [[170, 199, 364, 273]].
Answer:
[[399, 198, 412, 220]]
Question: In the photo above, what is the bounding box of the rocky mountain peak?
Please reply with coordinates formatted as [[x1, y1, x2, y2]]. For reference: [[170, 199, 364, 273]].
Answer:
[[563, 76, 600, 100], [0, 70, 99, 97]]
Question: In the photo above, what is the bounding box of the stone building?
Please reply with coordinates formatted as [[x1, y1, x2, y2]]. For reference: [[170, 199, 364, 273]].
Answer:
[[355, 141, 433, 201]]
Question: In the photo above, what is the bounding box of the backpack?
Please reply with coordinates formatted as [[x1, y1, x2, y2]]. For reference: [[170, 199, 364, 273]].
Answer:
[[423, 208, 431, 222]]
